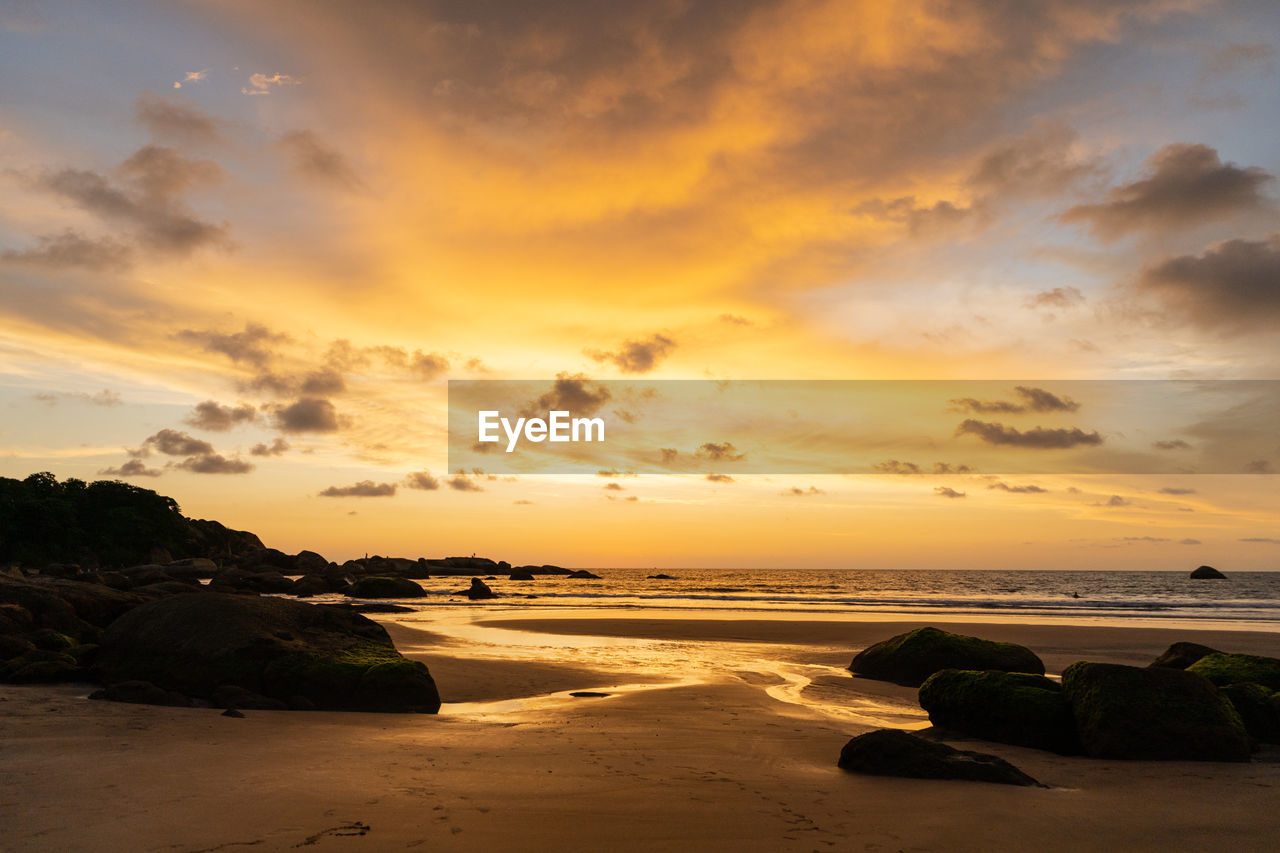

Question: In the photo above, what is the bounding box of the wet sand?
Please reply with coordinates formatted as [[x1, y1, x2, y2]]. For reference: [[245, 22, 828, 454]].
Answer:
[[3, 613, 1280, 851]]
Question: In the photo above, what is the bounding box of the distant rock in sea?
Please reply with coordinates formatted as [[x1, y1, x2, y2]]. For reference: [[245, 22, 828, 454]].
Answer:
[[462, 578, 497, 600], [837, 729, 1043, 786], [1190, 565, 1227, 579], [648, 574, 677, 580], [343, 576, 428, 599], [568, 570, 602, 579], [849, 626, 1045, 687]]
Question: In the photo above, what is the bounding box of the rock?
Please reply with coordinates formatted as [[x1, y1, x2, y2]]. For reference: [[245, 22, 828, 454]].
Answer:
[[849, 627, 1045, 687], [0, 603, 35, 634], [1220, 683, 1280, 745], [185, 518, 265, 561], [1149, 642, 1223, 670], [136, 580, 208, 598], [163, 558, 218, 579], [94, 593, 440, 712], [290, 575, 332, 598], [95, 572, 134, 591], [648, 574, 677, 580], [212, 684, 289, 710], [294, 550, 329, 574], [0, 633, 34, 659], [28, 628, 75, 652], [836, 729, 1043, 786], [567, 570, 602, 579], [464, 578, 497, 600], [918, 669, 1079, 754], [222, 707, 245, 718], [335, 602, 416, 614], [90, 680, 194, 707], [1188, 653, 1280, 691], [0, 575, 145, 639], [570, 691, 610, 698], [0, 649, 81, 682], [241, 548, 297, 573], [508, 570, 535, 581], [39, 563, 82, 578], [1061, 661, 1250, 761], [343, 576, 427, 599], [120, 564, 177, 586], [1190, 565, 1226, 579], [209, 567, 295, 594]]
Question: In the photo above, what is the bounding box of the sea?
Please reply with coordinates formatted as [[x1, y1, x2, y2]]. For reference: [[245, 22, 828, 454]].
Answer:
[[309, 568, 1280, 631]]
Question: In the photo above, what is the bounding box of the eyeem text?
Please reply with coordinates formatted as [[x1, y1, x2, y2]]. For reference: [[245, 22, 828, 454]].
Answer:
[[478, 410, 605, 453]]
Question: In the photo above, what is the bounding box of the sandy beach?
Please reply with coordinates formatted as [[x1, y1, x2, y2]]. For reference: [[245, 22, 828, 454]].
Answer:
[[4, 612, 1280, 852]]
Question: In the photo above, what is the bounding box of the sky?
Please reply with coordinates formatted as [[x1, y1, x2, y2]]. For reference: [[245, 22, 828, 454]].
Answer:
[[0, 0, 1277, 569]]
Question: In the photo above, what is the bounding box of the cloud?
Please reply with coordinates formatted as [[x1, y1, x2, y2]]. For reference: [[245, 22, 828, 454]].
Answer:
[[1121, 536, 1168, 542], [784, 486, 824, 496], [272, 397, 344, 433], [1179, 539, 1201, 545], [138, 428, 215, 457], [1245, 459, 1273, 474], [176, 323, 289, 368], [528, 373, 611, 416], [934, 486, 966, 499], [1152, 439, 1192, 450], [987, 482, 1048, 493], [603, 482, 624, 490], [1103, 495, 1129, 507], [34, 145, 228, 254], [969, 121, 1099, 197], [596, 468, 636, 478], [319, 480, 397, 497], [1061, 144, 1273, 237], [955, 419, 1103, 448], [250, 438, 290, 457], [447, 473, 484, 492], [278, 130, 363, 190], [1158, 487, 1196, 495], [31, 389, 121, 407], [172, 69, 209, 89], [174, 453, 254, 474], [1240, 537, 1280, 544], [403, 471, 440, 490], [1139, 235, 1280, 330], [135, 92, 220, 145], [244, 72, 302, 95], [184, 400, 257, 432], [695, 441, 745, 462], [719, 314, 753, 326], [1, 230, 133, 272], [705, 473, 734, 483], [409, 350, 450, 380], [875, 460, 922, 475], [100, 458, 161, 478], [950, 386, 1080, 414], [1027, 287, 1084, 310], [587, 333, 676, 373], [659, 448, 679, 464]]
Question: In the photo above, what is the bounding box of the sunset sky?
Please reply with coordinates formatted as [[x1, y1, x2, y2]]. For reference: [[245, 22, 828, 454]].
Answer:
[[1, 0, 1277, 569]]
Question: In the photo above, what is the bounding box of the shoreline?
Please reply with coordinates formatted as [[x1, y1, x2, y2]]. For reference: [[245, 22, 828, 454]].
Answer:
[[5, 610, 1280, 851]]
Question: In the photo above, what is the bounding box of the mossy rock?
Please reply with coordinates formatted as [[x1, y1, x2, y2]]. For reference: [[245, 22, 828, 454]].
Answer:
[[1061, 661, 1250, 761], [344, 576, 428, 599], [837, 729, 1042, 786], [0, 648, 81, 682], [1148, 642, 1222, 670], [1220, 683, 1280, 745], [1188, 653, 1280, 691], [919, 669, 1079, 754], [94, 592, 439, 712], [849, 626, 1044, 687]]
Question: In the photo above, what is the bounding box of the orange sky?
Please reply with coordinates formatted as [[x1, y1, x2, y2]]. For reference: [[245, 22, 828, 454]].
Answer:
[[1, 1, 1277, 567]]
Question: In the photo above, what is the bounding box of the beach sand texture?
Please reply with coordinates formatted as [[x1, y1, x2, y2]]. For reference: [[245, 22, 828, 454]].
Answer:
[[4, 615, 1280, 852]]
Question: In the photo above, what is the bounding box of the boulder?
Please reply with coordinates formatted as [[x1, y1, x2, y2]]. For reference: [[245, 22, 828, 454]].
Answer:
[[508, 570, 535, 581], [343, 576, 427, 599], [1, 648, 81, 682], [0, 633, 34, 659], [90, 680, 194, 707], [1149, 642, 1223, 670], [648, 574, 677, 580], [568, 570, 602, 579], [1061, 661, 1250, 761], [120, 564, 177, 587], [463, 578, 497, 600], [1190, 565, 1226, 579], [837, 729, 1042, 786], [918, 670, 1079, 754], [0, 603, 35, 634], [294, 550, 329, 574], [163, 558, 218, 579], [1220, 683, 1280, 745], [240, 548, 297, 572], [94, 593, 440, 712], [28, 628, 75, 652], [212, 684, 289, 710], [0, 575, 145, 639], [289, 575, 332, 598], [849, 627, 1045, 687], [209, 567, 295, 594], [1188, 653, 1280, 691]]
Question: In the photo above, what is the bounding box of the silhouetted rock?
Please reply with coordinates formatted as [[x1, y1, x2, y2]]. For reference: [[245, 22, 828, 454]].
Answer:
[[294, 550, 329, 574], [1149, 642, 1223, 670], [90, 680, 194, 707], [648, 574, 677, 580], [508, 569, 535, 581], [290, 575, 331, 598], [1061, 661, 1250, 761], [837, 729, 1042, 786], [0, 648, 81, 682], [209, 567, 295, 594], [0, 575, 145, 639], [164, 558, 218, 579], [94, 593, 440, 712], [222, 707, 245, 718], [919, 669, 1080, 754], [568, 570, 602, 579], [463, 578, 497, 600], [1190, 565, 1226, 579], [120, 565, 177, 587], [241, 548, 297, 573], [849, 627, 1045, 687], [212, 684, 289, 710], [1188, 653, 1280, 691], [343, 577, 427, 599], [1220, 682, 1280, 745], [570, 691, 610, 698]]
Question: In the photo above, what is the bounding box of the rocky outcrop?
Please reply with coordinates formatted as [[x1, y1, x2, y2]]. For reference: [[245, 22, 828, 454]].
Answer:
[[462, 578, 497, 600], [1220, 682, 1280, 745], [568, 570, 602, 579], [1190, 565, 1226, 579], [918, 669, 1079, 754], [508, 569, 535, 581], [93, 593, 440, 712], [1149, 642, 1223, 670], [837, 729, 1042, 786], [343, 577, 428, 599], [209, 567, 294, 594], [1060, 662, 1250, 761], [1188, 653, 1280, 691], [849, 627, 1045, 687]]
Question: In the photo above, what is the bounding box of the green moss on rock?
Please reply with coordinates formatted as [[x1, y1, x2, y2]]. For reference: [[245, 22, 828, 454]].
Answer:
[[1188, 653, 1280, 691], [849, 626, 1044, 687], [919, 669, 1079, 754]]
